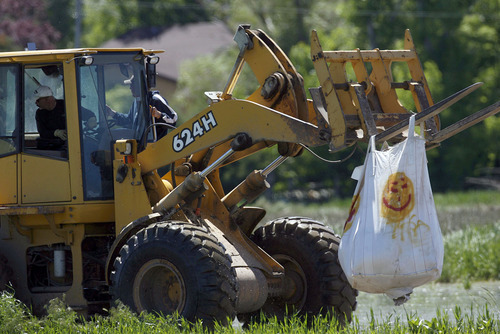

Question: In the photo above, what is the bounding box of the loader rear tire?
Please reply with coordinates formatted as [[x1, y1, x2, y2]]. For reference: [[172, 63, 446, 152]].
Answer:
[[248, 217, 357, 324], [110, 221, 237, 326]]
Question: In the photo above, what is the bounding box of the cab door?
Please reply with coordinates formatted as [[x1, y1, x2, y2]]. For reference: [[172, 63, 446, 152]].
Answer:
[[0, 65, 20, 205], [21, 64, 71, 204], [0, 154, 17, 204], [20, 155, 71, 204]]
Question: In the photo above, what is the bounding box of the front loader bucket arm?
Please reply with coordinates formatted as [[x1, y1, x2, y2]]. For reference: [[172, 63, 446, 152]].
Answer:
[[221, 25, 309, 123], [217, 25, 310, 157], [139, 25, 323, 175], [137, 100, 325, 175]]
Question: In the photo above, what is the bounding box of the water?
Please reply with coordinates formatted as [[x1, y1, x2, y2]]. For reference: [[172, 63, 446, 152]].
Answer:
[[354, 281, 500, 325], [232, 281, 499, 328]]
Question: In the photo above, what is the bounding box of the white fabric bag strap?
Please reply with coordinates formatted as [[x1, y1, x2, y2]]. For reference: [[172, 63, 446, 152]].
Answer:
[[408, 114, 415, 138], [408, 114, 425, 140], [368, 135, 376, 175], [369, 135, 376, 152], [350, 135, 376, 195]]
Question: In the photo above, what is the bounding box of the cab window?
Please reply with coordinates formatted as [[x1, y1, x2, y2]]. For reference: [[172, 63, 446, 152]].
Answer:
[[77, 52, 149, 200], [0, 65, 19, 157], [23, 64, 67, 158]]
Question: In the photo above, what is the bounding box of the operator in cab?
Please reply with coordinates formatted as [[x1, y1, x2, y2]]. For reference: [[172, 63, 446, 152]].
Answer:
[[106, 75, 177, 140], [35, 85, 97, 150]]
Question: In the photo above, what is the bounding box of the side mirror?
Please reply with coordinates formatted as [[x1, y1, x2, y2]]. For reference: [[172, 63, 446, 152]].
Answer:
[[146, 62, 156, 89], [146, 55, 159, 89]]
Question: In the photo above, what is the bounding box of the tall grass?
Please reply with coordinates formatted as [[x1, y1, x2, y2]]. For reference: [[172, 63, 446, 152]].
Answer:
[[0, 290, 498, 333], [432, 190, 500, 207], [439, 222, 500, 287]]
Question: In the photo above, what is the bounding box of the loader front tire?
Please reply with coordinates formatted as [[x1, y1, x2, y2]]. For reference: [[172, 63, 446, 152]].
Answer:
[[249, 217, 357, 324], [111, 221, 237, 326]]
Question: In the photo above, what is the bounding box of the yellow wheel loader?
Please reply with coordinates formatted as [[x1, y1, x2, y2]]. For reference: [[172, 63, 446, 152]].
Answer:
[[0, 24, 498, 325]]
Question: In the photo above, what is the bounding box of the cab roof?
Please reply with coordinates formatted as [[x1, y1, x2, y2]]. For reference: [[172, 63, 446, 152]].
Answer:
[[0, 48, 164, 63]]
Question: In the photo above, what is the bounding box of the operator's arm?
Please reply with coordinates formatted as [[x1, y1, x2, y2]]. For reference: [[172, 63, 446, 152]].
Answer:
[[150, 93, 177, 124], [106, 105, 131, 127], [150, 92, 177, 138]]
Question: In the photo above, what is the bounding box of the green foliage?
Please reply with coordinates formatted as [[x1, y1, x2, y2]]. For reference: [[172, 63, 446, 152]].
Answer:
[[433, 190, 500, 207], [46, 0, 75, 48], [171, 47, 259, 123], [439, 222, 500, 286], [207, 0, 314, 53], [404, 305, 499, 334], [82, 0, 210, 47], [82, 1, 138, 47], [0, 294, 499, 333], [0, 289, 40, 333], [42, 296, 79, 330], [106, 86, 133, 115]]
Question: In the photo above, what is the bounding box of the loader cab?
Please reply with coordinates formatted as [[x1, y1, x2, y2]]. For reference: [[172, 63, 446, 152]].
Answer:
[[0, 50, 155, 205]]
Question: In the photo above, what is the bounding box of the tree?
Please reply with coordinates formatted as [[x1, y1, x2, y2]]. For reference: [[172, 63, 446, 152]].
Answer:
[[340, 0, 499, 191], [46, 0, 75, 48], [207, 0, 313, 53], [431, 3, 499, 190], [82, 0, 210, 47], [0, 0, 61, 51]]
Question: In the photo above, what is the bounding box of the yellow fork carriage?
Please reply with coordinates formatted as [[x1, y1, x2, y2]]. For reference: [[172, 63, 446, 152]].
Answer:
[[310, 29, 499, 152]]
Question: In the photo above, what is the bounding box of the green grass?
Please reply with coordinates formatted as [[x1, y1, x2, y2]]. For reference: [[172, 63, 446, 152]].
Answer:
[[432, 190, 500, 207], [439, 222, 500, 287], [0, 291, 498, 333]]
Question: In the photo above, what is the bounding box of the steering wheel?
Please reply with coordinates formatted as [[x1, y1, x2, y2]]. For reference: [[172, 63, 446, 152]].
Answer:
[[82, 126, 100, 143], [106, 117, 117, 129]]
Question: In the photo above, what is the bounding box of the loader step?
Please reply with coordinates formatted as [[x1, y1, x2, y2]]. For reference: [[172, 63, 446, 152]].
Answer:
[[0, 206, 65, 215]]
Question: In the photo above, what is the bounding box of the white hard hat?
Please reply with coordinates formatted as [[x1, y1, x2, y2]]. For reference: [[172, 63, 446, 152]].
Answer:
[[34, 85, 53, 99]]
